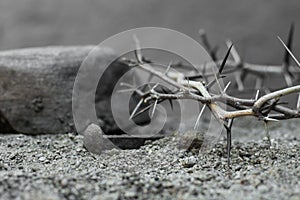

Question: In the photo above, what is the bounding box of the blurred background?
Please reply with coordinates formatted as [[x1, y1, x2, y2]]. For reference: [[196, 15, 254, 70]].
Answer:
[[0, 0, 299, 64]]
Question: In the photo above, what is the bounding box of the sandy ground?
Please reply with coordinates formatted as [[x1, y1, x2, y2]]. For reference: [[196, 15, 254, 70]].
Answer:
[[0, 118, 299, 200]]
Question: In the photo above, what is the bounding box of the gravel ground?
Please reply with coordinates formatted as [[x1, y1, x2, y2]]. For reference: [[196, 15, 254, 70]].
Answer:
[[0, 118, 299, 200]]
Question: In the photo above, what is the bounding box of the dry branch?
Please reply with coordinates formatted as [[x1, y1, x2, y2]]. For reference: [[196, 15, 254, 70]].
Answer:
[[121, 28, 300, 166]]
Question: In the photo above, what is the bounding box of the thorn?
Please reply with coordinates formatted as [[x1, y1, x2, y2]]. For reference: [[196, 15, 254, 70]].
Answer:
[[226, 40, 241, 64], [151, 99, 158, 118], [278, 36, 300, 68], [194, 104, 206, 130], [133, 35, 143, 63], [227, 128, 231, 167], [187, 77, 191, 92], [283, 73, 293, 87], [199, 29, 218, 61], [261, 98, 280, 116], [234, 72, 244, 91], [120, 82, 135, 88], [206, 45, 232, 90], [202, 62, 208, 83], [164, 61, 172, 75], [263, 120, 272, 148], [132, 102, 155, 119], [152, 83, 160, 91], [211, 65, 223, 92], [297, 92, 300, 111], [219, 44, 233, 74], [129, 98, 144, 119], [117, 88, 137, 93], [224, 118, 234, 167], [131, 98, 166, 119], [283, 23, 294, 67], [264, 116, 279, 122], [223, 81, 231, 93], [239, 71, 248, 83], [255, 90, 260, 100], [255, 77, 263, 89]]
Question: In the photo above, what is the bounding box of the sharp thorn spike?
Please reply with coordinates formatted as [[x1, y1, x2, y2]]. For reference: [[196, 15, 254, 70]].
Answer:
[[212, 66, 223, 92], [223, 81, 231, 93], [297, 92, 300, 111], [120, 82, 135, 88], [255, 77, 263, 89], [283, 73, 293, 87], [117, 88, 137, 93], [226, 40, 241, 64], [283, 23, 295, 66], [151, 99, 158, 118], [255, 90, 260, 100], [132, 99, 165, 119], [264, 116, 279, 122], [201, 62, 208, 84], [129, 98, 144, 120], [278, 36, 300, 68], [234, 72, 244, 91], [219, 44, 233, 74], [152, 83, 160, 91], [187, 77, 191, 93], [224, 118, 234, 167], [132, 103, 153, 119], [194, 104, 206, 130], [226, 126, 231, 167], [264, 121, 272, 148], [133, 35, 143, 63], [199, 29, 218, 61], [164, 61, 172, 75]]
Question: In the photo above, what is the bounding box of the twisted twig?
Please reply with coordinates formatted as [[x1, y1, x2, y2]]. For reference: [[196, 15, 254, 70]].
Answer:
[[120, 28, 300, 166]]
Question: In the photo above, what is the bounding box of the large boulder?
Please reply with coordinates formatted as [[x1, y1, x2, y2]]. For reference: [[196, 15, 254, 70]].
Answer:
[[0, 46, 129, 134]]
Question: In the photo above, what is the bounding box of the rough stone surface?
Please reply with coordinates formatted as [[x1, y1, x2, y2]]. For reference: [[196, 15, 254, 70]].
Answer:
[[0, 46, 129, 134], [83, 124, 114, 154]]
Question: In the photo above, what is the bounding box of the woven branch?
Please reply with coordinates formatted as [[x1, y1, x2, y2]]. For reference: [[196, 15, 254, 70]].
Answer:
[[120, 27, 300, 166]]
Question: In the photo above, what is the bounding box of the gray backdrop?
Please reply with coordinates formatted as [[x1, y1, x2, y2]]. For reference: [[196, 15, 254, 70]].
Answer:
[[0, 0, 299, 64]]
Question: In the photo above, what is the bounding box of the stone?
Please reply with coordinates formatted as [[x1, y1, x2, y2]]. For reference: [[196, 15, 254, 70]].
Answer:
[[0, 46, 130, 134], [83, 124, 115, 154], [182, 156, 197, 168], [177, 131, 204, 153], [38, 157, 46, 162]]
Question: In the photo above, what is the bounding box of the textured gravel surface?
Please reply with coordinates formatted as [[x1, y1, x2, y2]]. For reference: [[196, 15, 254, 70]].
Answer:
[[0, 118, 299, 200]]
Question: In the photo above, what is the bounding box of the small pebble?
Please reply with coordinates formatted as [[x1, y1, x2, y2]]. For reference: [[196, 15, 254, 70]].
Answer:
[[182, 156, 197, 168], [38, 157, 46, 162]]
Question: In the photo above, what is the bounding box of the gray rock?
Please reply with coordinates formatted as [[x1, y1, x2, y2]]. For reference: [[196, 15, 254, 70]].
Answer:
[[83, 123, 115, 154], [0, 46, 129, 134], [38, 156, 46, 162], [182, 156, 197, 168]]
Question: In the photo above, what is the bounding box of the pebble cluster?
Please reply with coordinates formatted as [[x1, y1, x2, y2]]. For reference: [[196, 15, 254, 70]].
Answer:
[[0, 119, 299, 200]]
